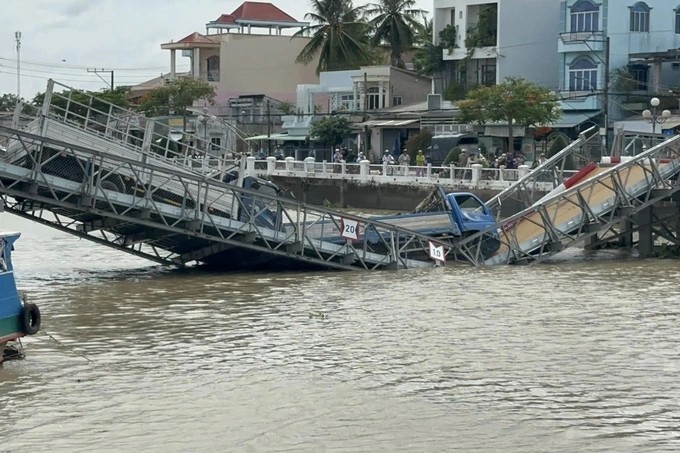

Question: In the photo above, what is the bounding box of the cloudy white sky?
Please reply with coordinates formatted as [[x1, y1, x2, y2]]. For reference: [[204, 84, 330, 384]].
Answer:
[[1, 0, 431, 100]]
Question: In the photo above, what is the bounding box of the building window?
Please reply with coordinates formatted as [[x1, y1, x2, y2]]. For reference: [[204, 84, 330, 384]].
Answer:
[[392, 96, 403, 106], [675, 8, 680, 33], [210, 137, 222, 151], [629, 2, 650, 32], [367, 87, 385, 110], [570, 0, 599, 32], [207, 56, 220, 82], [338, 94, 355, 111], [481, 64, 496, 86], [629, 64, 649, 90], [569, 56, 598, 91]]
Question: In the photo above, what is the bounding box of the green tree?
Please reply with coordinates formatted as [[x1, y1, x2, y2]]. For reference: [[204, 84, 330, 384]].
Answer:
[[0, 93, 20, 111], [458, 77, 561, 154], [277, 100, 296, 115], [366, 0, 427, 68], [309, 116, 352, 148], [404, 129, 432, 156], [138, 78, 215, 118], [30, 86, 131, 121], [293, 0, 371, 74]]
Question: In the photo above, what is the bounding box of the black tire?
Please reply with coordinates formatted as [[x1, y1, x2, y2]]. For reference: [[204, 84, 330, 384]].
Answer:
[[20, 303, 41, 335]]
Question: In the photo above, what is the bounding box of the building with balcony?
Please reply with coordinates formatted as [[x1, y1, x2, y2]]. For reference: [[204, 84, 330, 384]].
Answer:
[[558, 0, 680, 134], [159, 2, 320, 105], [432, 0, 560, 92]]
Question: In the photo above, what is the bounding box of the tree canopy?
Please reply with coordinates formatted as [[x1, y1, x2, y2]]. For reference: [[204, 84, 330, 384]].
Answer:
[[366, 0, 426, 68], [0, 93, 20, 112], [138, 78, 215, 117], [293, 0, 372, 74], [309, 116, 352, 147], [458, 77, 561, 154]]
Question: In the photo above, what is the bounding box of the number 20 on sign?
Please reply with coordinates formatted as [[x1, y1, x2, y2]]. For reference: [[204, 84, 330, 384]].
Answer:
[[340, 218, 360, 241], [428, 241, 446, 264]]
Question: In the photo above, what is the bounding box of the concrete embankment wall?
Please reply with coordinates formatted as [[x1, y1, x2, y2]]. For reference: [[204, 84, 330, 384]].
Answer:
[[270, 176, 546, 217]]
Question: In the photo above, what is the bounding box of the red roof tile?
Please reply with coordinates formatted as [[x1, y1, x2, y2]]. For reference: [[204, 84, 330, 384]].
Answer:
[[230, 1, 299, 23], [214, 14, 236, 24], [176, 32, 216, 44]]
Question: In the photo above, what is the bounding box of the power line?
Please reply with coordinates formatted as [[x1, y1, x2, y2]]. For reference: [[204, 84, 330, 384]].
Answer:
[[0, 55, 188, 71], [0, 63, 164, 80]]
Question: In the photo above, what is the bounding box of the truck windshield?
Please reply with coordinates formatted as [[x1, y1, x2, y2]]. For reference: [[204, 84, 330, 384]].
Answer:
[[455, 194, 485, 213]]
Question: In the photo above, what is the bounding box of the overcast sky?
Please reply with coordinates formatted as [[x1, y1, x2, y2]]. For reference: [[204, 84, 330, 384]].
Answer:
[[0, 0, 431, 100]]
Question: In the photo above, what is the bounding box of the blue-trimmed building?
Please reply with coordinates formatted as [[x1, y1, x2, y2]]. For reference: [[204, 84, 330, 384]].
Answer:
[[558, 0, 680, 133]]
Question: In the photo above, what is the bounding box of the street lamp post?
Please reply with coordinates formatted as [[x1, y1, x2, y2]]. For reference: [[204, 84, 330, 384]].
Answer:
[[642, 97, 671, 136], [196, 107, 217, 154]]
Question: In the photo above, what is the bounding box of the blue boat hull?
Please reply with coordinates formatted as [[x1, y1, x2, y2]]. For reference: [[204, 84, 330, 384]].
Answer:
[[0, 232, 40, 361]]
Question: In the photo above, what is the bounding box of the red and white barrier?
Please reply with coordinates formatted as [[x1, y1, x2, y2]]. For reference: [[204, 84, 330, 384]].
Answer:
[[532, 162, 598, 207]]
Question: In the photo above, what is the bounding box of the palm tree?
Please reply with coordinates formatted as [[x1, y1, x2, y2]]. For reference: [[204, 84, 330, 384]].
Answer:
[[366, 0, 427, 68], [293, 0, 371, 74]]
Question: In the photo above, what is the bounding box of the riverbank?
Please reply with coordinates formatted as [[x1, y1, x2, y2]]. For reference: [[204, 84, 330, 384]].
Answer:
[[269, 175, 545, 216]]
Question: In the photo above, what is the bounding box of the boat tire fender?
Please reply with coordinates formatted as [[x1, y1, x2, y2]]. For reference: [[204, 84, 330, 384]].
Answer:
[[20, 303, 41, 335]]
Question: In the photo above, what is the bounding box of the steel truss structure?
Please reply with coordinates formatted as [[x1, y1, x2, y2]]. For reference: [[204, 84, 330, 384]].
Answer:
[[453, 135, 680, 265], [486, 126, 602, 218], [0, 126, 449, 271]]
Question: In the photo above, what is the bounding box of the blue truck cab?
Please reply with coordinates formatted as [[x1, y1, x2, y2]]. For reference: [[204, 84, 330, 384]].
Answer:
[[443, 191, 497, 238]]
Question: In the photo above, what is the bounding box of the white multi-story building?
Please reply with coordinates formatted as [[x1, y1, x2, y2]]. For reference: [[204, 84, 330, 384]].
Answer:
[[432, 0, 560, 91], [558, 0, 680, 131]]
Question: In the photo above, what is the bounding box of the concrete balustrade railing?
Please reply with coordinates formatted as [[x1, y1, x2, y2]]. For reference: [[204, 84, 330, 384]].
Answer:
[[244, 157, 561, 190]]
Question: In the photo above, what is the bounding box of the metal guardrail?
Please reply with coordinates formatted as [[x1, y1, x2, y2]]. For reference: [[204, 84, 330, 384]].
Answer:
[[42, 80, 242, 181]]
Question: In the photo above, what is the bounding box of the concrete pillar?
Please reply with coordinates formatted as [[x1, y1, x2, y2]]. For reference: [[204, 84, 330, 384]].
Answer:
[[638, 206, 654, 258], [359, 159, 370, 178], [450, 164, 456, 181], [471, 164, 483, 187], [193, 48, 201, 79], [340, 160, 346, 175], [266, 156, 276, 175], [304, 156, 315, 173], [322, 160, 328, 174], [621, 219, 634, 249], [652, 61, 662, 93], [245, 156, 256, 177], [426, 163, 432, 178], [518, 164, 530, 179], [379, 81, 385, 108], [170, 50, 176, 79], [285, 156, 295, 172], [382, 162, 388, 176]]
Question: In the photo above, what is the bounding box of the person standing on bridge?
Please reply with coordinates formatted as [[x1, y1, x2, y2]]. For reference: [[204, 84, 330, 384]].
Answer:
[[415, 150, 425, 177], [398, 149, 410, 176]]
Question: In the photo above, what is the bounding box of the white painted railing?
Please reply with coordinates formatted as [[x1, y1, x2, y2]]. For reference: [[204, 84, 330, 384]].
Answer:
[[241, 156, 574, 191]]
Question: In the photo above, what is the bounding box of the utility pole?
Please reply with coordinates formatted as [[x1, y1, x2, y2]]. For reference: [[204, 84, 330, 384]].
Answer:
[[603, 36, 610, 155], [87, 68, 114, 90], [15, 31, 21, 99]]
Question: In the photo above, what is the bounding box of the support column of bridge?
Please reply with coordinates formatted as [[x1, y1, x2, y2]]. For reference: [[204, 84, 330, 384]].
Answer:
[[637, 206, 654, 258]]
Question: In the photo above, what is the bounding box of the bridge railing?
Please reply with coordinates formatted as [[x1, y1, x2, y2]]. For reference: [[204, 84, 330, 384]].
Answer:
[[453, 132, 680, 266], [238, 156, 579, 190], [40, 80, 241, 180]]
